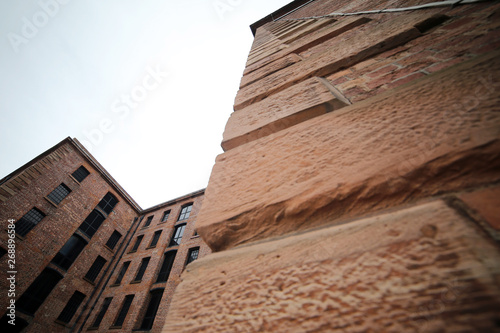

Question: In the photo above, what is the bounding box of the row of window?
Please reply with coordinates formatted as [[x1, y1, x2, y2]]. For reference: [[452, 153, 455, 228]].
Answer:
[[130, 223, 188, 255], [142, 203, 193, 228], [14, 166, 90, 237], [114, 247, 199, 286]]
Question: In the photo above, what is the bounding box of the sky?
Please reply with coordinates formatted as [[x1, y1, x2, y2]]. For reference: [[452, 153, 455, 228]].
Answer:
[[0, 0, 292, 209]]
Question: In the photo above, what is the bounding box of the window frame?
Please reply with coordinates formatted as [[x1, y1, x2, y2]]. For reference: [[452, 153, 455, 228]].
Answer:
[[15, 207, 46, 237], [112, 295, 134, 328], [51, 234, 88, 271], [132, 257, 151, 283], [186, 247, 200, 266], [71, 166, 90, 183], [161, 210, 171, 223], [17, 268, 63, 316], [148, 230, 162, 248], [90, 297, 112, 329], [143, 215, 154, 228], [46, 183, 72, 205], [169, 224, 186, 247], [156, 250, 177, 283], [114, 261, 131, 285], [84, 255, 107, 283], [56, 290, 86, 324], [78, 209, 105, 239], [105, 230, 122, 250], [139, 289, 164, 330], [129, 235, 144, 253], [177, 203, 193, 221]]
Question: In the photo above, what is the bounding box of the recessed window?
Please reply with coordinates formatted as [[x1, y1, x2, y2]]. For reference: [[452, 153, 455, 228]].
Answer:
[[113, 295, 134, 327], [78, 210, 105, 239], [17, 268, 63, 316], [156, 251, 176, 283], [56, 291, 86, 324], [84, 256, 107, 283], [177, 203, 193, 221], [133, 257, 150, 282], [97, 192, 118, 215], [169, 224, 186, 247], [186, 247, 200, 266], [161, 210, 171, 222], [105, 230, 122, 250], [148, 231, 162, 248], [114, 261, 130, 285], [15, 207, 45, 237], [143, 215, 153, 227], [140, 289, 164, 330], [51, 234, 88, 270], [72, 166, 90, 183], [129, 235, 143, 252], [90, 297, 112, 328], [47, 183, 71, 205]]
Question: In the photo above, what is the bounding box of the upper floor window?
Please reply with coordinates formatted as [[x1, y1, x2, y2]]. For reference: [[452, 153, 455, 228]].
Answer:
[[17, 268, 63, 316], [47, 183, 71, 205], [90, 297, 112, 329], [84, 256, 107, 283], [97, 192, 118, 215], [114, 261, 130, 285], [133, 257, 150, 282], [56, 291, 86, 324], [161, 210, 171, 222], [51, 234, 88, 270], [105, 230, 122, 250], [156, 251, 177, 283], [143, 215, 153, 227], [140, 289, 164, 330], [72, 166, 90, 183], [129, 235, 144, 253], [15, 207, 45, 237], [79, 210, 105, 239], [148, 231, 162, 248], [113, 295, 134, 327], [169, 224, 186, 247], [177, 203, 193, 221], [186, 247, 200, 266]]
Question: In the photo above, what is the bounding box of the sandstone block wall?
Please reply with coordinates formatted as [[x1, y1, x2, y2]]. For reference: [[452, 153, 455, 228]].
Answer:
[[165, 0, 500, 332]]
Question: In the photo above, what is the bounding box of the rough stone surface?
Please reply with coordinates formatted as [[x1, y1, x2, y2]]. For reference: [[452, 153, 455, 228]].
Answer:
[[164, 200, 500, 332], [222, 77, 347, 151], [459, 185, 500, 230], [199, 50, 500, 251], [234, 13, 446, 111]]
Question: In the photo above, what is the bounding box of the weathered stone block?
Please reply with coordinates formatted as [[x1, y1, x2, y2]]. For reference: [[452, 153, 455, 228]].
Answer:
[[199, 50, 500, 251], [234, 13, 448, 111], [459, 185, 500, 230], [222, 77, 347, 151], [163, 200, 500, 332]]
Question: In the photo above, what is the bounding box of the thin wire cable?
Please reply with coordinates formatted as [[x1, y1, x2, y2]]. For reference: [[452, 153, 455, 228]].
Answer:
[[275, 0, 492, 21]]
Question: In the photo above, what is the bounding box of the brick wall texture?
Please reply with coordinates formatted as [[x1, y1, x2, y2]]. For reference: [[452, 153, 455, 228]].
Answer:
[[165, 0, 500, 332]]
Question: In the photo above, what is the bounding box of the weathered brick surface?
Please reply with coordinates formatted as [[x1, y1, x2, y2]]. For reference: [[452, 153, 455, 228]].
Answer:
[[164, 200, 500, 332], [199, 50, 500, 251], [223, 77, 347, 151]]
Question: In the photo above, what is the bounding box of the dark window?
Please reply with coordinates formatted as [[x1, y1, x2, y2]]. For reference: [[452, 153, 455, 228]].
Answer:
[[15, 207, 45, 237], [72, 166, 90, 182], [177, 203, 193, 221], [156, 251, 177, 282], [91, 297, 112, 328], [130, 235, 143, 252], [186, 247, 200, 266], [105, 230, 122, 250], [0, 247, 6, 259], [114, 261, 130, 285], [143, 215, 153, 227], [47, 183, 71, 205], [133, 257, 150, 282], [0, 315, 28, 332], [140, 289, 164, 330], [113, 295, 134, 327], [79, 209, 105, 239], [84, 256, 107, 283], [161, 210, 170, 222], [169, 224, 186, 246], [56, 291, 85, 324], [97, 192, 118, 214], [51, 234, 88, 270], [149, 231, 162, 248], [17, 268, 63, 315]]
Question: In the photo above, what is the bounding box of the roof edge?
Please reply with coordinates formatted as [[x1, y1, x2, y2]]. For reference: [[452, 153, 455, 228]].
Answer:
[[140, 188, 206, 214], [250, 0, 314, 35]]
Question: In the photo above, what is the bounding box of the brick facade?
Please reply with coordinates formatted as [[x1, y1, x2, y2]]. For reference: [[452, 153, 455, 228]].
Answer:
[[0, 138, 210, 332]]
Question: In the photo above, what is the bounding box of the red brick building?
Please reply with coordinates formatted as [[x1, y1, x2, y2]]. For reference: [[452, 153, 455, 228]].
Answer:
[[0, 138, 209, 332]]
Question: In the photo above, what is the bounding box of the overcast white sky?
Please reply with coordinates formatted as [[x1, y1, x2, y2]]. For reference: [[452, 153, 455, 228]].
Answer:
[[0, 0, 292, 209]]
